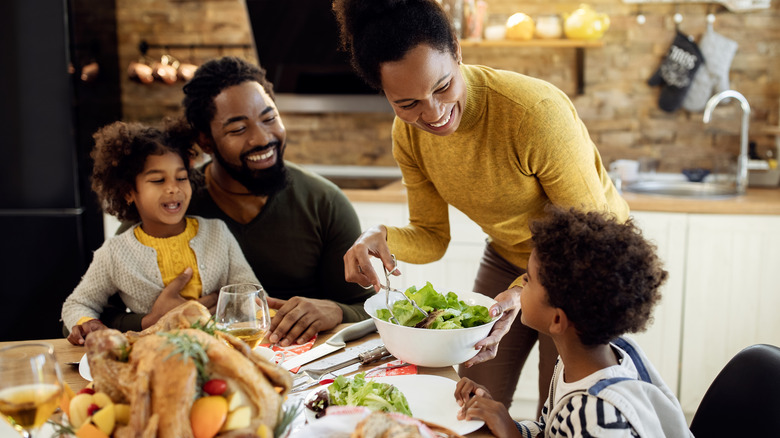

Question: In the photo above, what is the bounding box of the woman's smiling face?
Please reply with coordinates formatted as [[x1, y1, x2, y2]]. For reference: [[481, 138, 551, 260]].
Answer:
[[379, 44, 466, 137]]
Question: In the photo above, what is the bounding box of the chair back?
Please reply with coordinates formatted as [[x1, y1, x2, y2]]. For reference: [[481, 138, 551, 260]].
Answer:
[[689, 344, 780, 436]]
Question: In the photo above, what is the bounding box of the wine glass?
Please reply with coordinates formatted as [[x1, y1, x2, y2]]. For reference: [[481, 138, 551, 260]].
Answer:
[[215, 283, 271, 349], [0, 343, 64, 437]]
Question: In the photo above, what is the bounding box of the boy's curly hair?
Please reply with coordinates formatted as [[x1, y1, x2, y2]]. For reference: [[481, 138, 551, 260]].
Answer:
[[90, 120, 197, 223], [332, 0, 458, 90], [182, 56, 274, 136], [530, 206, 668, 346]]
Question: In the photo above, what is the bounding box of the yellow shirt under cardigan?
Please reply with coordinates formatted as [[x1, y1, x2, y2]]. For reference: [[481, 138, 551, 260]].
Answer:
[[134, 217, 203, 300], [386, 64, 629, 288]]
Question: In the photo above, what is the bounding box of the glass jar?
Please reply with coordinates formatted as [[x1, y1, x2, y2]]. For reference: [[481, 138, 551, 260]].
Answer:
[[535, 14, 562, 39]]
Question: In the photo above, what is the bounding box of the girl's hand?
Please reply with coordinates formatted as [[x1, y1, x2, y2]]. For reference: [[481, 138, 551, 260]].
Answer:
[[343, 225, 398, 292], [142, 267, 193, 329], [67, 319, 108, 345]]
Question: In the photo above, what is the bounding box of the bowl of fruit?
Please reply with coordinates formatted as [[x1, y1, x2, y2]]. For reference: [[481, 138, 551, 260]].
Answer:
[[364, 283, 499, 368]]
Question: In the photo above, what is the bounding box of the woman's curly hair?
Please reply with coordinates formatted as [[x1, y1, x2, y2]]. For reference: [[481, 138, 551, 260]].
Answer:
[[530, 206, 668, 346], [182, 56, 274, 136], [332, 0, 458, 90], [90, 119, 198, 223]]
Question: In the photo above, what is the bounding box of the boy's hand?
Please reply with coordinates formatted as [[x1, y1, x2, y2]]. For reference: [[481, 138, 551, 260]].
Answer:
[[456, 377, 520, 437], [67, 319, 108, 345], [454, 377, 492, 406], [458, 393, 521, 438]]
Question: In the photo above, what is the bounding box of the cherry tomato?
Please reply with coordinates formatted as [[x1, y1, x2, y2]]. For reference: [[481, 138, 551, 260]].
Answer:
[[202, 379, 227, 396]]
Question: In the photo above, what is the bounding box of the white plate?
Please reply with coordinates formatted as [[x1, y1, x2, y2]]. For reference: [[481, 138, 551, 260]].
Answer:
[[79, 353, 92, 381], [304, 374, 483, 435]]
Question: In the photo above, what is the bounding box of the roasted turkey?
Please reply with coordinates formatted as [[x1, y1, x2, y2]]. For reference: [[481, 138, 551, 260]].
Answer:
[[84, 301, 292, 437]]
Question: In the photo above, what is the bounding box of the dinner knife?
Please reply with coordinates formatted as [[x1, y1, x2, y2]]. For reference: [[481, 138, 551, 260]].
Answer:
[[282, 319, 377, 371]]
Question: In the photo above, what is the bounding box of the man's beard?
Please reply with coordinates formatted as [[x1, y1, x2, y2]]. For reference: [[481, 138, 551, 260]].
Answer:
[[211, 142, 289, 197]]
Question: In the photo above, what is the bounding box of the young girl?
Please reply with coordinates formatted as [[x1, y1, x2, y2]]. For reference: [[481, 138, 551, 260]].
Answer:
[[61, 120, 258, 345]]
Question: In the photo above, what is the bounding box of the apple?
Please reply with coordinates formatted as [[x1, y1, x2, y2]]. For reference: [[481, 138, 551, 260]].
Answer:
[[69, 393, 95, 428], [91, 403, 115, 435], [114, 403, 131, 425], [220, 405, 250, 432], [226, 391, 247, 412]]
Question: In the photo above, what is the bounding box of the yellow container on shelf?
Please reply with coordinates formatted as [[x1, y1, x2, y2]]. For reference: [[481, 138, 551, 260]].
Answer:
[[563, 4, 610, 40], [505, 13, 535, 41]]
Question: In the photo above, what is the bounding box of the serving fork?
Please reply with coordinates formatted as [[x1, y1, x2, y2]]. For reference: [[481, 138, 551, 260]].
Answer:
[[384, 254, 428, 324]]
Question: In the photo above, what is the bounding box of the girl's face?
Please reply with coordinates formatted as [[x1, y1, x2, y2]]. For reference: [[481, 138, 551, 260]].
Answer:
[[126, 151, 192, 238], [519, 250, 555, 333], [379, 43, 466, 137]]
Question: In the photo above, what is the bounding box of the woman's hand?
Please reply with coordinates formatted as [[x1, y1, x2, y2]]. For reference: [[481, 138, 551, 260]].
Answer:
[[266, 296, 343, 347], [463, 286, 522, 367], [343, 225, 398, 292], [67, 319, 108, 346]]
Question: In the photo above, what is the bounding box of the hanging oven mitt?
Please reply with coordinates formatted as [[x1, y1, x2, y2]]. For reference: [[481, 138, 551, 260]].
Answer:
[[648, 30, 704, 113], [682, 25, 738, 112]]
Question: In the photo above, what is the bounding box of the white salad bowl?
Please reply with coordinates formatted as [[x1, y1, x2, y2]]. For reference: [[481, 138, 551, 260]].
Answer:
[[364, 290, 499, 368]]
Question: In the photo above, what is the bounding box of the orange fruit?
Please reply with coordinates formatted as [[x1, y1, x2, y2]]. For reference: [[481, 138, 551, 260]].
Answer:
[[190, 396, 228, 438], [75, 422, 109, 438]]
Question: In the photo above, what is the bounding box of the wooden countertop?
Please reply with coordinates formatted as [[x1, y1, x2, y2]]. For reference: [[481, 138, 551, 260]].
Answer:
[[343, 180, 780, 215]]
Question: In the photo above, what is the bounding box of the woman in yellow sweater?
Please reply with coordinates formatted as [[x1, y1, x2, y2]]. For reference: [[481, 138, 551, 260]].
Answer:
[[335, 0, 628, 414]]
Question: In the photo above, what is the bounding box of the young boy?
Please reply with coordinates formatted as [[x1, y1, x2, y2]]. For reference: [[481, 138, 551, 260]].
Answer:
[[455, 206, 692, 437]]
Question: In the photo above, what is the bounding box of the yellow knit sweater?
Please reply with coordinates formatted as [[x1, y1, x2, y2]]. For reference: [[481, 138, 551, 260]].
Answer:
[[386, 64, 628, 286], [134, 217, 203, 299]]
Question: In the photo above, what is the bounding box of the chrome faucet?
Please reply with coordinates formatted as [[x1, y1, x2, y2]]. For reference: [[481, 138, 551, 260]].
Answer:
[[703, 90, 751, 195]]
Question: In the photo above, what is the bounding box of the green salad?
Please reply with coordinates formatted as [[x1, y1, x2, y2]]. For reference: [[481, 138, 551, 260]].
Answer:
[[376, 282, 492, 329], [326, 372, 412, 416]]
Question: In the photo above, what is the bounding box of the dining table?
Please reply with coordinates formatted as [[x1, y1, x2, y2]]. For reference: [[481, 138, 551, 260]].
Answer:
[[0, 323, 496, 437]]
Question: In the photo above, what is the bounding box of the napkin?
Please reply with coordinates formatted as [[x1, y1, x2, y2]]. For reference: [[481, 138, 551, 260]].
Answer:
[[258, 335, 317, 373]]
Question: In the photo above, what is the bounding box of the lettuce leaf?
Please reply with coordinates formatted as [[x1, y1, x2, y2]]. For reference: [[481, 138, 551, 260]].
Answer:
[[377, 282, 492, 329], [327, 372, 412, 416]]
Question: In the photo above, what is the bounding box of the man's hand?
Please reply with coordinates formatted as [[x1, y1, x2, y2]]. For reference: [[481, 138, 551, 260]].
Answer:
[[266, 296, 343, 347], [67, 319, 108, 346], [462, 286, 522, 367], [141, 267, 193, 329]]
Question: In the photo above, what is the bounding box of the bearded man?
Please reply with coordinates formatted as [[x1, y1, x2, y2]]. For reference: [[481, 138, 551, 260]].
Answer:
[[102, 57, 372, 346]]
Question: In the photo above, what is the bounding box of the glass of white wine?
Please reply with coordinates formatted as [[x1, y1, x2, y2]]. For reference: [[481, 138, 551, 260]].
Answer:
[[0, 343, 64, 437], [215, 283, 271, 349]]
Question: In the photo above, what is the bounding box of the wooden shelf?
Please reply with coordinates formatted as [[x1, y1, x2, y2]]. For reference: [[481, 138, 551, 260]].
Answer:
[[459, 38, 605, 95], [459, 39, 604, 48]]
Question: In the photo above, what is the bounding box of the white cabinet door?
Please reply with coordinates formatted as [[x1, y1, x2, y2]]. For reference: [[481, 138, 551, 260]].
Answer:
[[679, 214, 780, 415], [627, 212, 688, 398], [350, 202, 487, 293]]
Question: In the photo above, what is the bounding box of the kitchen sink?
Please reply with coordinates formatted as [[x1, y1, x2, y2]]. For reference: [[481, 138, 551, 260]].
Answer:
[[623, 180, 738, 199]]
